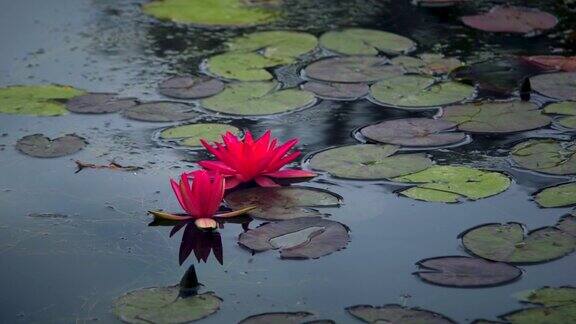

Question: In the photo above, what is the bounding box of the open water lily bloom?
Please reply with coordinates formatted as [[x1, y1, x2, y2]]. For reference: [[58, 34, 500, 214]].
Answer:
[[199, 130, 316, 189]]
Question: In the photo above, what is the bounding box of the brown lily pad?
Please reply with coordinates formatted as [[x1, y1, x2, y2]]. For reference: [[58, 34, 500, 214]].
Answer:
[[530, 72, 576, 101], [239, 312, 315, 324], [522, 56, 576, 72], [301, 82, 369, 101], [346, 304, 455, 323], [461, 6, 558, 34], [122, 101, 200, 122], [158, 76, 225, 99], [65, 93, 138, 114], [304, 56, 404, 83], [16, 134, 87, 158]]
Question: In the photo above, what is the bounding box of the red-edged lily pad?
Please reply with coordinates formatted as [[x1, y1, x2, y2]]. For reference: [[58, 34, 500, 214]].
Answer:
[[461, 6, 558, 35]]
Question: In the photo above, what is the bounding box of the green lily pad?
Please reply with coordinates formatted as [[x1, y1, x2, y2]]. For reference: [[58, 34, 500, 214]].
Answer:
[[346, 304, 455, 323], [226, 186, 341, 220], [518, 287, 576, 307], [159, 123, 241, 148], [113, 286, 221, 323], [201, 81, 316, 116], [370, 75, 474, 109], [531, 72, 576, 101], [304, 56, 405, 83], [308, 144, 433, 180], [16, 134, 87, 158], [319, 28, 416, 56], [142, 0, 278, 27], [239, 312, 315, 324], [158, 76, 224, 99], [392, 54, 463, 75], [511, 139, 576, 175], [557, 214, 576, 237], [544, 101, 576, 129], [460, 222, 576, 263], [501, 287, 576, 323], [227, 31, 317, 64], [534, 182, 576, 208], [123, 101, 200, 122], [0, 85, 85, 116], [205, 52, 284, 81], [393, 166, 511, 203], [441, 101, 551, 133]]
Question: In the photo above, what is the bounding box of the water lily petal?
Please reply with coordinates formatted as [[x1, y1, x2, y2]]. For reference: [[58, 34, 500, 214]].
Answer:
[[266, 169, 317, 179], [255, 176, 281, 187], [198, 160, 237, 175]]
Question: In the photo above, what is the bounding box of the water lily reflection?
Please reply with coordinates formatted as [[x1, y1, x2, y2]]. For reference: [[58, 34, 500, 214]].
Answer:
[[171, 221, 224, 265]]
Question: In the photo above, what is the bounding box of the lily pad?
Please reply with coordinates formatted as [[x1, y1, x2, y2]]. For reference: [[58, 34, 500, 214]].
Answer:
[[301, 82, 369, 101], [113, 286, 221, 323], [205, 52, 284, 81], [534, 182, 576, 208], [522, 56, 576, 72], [238, 216, 349, 259], [0, 85, 85, 116], [414, 256, 522, 288], [557, 214, 576, 237], [460, 222, 576, 263], [239, 312, 315, 324], [501, 287, 576, 323], [226, 186, 341, 221], [227, 31, 317, 64], [142, 0, 278, 27], [370, 75, 474, 109], [360, 118, 466, 148], [122, 101, 200, 122], [412, 0, 468, 8], [319, 28, 416, 56], [201, 81, 316, 116], [393, 166, 511, 203], [544, 101, 576, 128], [308, 144, 433, 180], [304, 56, 404, 83], [16, 134, 87, 158], [518, 286, 576, 307], [531, 72, 576, 100], [158, 76, 224, 99], [511, 139, 576, 175], [461, 6, 558, 34], [65, 93, 137, 114], [159, 123, 241, 148], [346, 304, 455, 324], [441, 101, 551, 134], [392, 54, 463, 75]]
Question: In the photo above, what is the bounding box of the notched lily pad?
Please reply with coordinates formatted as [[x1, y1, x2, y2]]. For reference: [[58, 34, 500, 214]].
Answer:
[[393, 166, 511, 203], [301, 82, 369, 101], [531, 72, 576, 101], [346, 304, 455, 323], [534, 182, 576, 208], [158, 76, 224, 99], [0, 84, 85, 116], [460, 222, 576, 264], [308, 144, 433, 180], [201, 81, 316, 116], [205, 52, 283, 81], [227, 31, 318, 64], [226, 186, 341, 220], [511, 139, 576, 175], [123, 101, 200, 122], [238, 216, 349, 259], [370, 75, 474, 109], [304, 56, 404, 83], [441, 101, 551, 134], [159, 123, 241, 148], [414, 256, 522, 288], [239, 312, 315, 324], [544, 101, 576, 129], [461, 6, 558, 34], [16, 134, 87, 158], [500, 287, 576, 323], [319, 28, 416, 56], [113, 286, 221, 324], [65, 93, 137, 114], [360, 118, 466, 148]]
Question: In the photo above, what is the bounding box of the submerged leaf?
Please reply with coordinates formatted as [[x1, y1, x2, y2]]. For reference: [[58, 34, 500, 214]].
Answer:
[[346, 304, 455, 323], [319, 28, 416, 56], [511, 139, 576, 175], [0, 85, 85, 116], [16, 134, 87, 158], [158, 76, 224, 99], [65, 93, 137, 114], [301, 82, 369, 101], [123, 101, 200, 122], [534, 182, 576, 208]]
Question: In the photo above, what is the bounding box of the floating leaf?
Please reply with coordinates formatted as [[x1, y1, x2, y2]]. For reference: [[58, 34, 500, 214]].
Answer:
[[304, 56, 404, 83], [346, 304, 455, 323], [360, 118, 466, 148], [142, 0, 278, 27], [0, 85, 85, 116], [461, 6, 558, 34], [531, 72, 576, 101], [123, 101, 200, 122], [113, 286, 221, 323], [394, 166, 511, 203], [534, 182, 576, 208], [227, 31, 317, 64], [238, 216, 349, 259], [16, 134, 87, 158], [518, 287, 576, 307], [511, 139, 576, 175], [239, 312, 315, 324], [414, 256, 522, 288], [160, 123, 241, 148], [370, 75, 474, 109], [461, 222, 576, 263], [158, 76, 224, 99], [205, 52, 283, 81], [441, 101, 551, 134], [319, 28, 416, 56], [226, 186, 341, 221], [522, 56, 576, 72], [544, 101, 576, 128], [301, 82, 369, 101], [65, 93, 137, 114], [501, 287, 576, 323], [309, 144, 433, 180], [392, 54, 463, 75], [201, 81, 316, 116], [557, 214, 576, 237], [412, 0, 468, 8]]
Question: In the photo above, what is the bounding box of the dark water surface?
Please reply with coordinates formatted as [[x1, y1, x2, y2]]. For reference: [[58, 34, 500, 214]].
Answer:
[[1, 0, 575, 323]]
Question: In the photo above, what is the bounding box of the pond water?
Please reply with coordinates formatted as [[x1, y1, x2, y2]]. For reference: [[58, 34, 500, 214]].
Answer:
[[1, 0, 575, 323]]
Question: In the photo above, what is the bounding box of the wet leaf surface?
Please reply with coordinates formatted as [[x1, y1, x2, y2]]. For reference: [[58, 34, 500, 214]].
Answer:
[[227, 31, 317, 64], [301, 82, 369, 101], [309, 144, 433, 180], [531, 72, 576, 101], [226, 186, 341, 220], [0, 85, 84, 116], [461, 222, 576, 263], [122, 101, 200, 122], [441, 101, 551, 134], [360, 118, 466, 147], [414, 256, 522, 288], [238, 216, 349, 259], [370, 75, 474, 109], [16, 134, 87, 158], [346, 304, 456, 323], [205, 52, 283, 81], [534, 182, 576, 208], [201, 81, 316, 116], [158, 76, 224, 99], [319, 28, 416, 56], [522, 56, 576, 72], [304, 56, 404, 83], [239, 312, 315, 324], [511, 139, 576, 175], [557, 214, 576, 237], [461, 6, 558, 34], [501, 287, 576, 323], [392, 54, 463, 76], [394, 166, 511, 203], [65, 93, 137, 114], [159, 123, 241, 148], [544, 101, 576, 128]]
